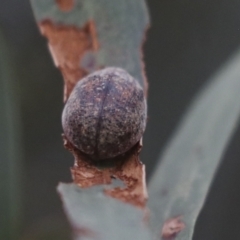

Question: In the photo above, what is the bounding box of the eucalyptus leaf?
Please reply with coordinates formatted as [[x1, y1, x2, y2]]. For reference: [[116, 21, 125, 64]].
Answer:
[[148, 49, 240, 239], [57, 183, 152, 240], [30, 0, 149, 88], [0, 30, 23, 239]]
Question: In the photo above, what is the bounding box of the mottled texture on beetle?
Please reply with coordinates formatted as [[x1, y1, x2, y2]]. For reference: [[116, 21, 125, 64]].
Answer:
[[62, 67, 147, 160]]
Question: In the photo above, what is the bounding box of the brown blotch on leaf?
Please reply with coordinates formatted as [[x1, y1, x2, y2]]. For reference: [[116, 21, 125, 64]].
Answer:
[[39, 19, 99, 101], [104, 158, 147, 208], [63, 135, 148, 208], [55, 0, 74, 12], [161, 216, 185, 240]]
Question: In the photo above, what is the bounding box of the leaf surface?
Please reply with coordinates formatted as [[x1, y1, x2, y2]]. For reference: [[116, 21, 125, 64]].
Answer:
[[30, 0, 149, 99], [30, 0, 151, 238], [58, 183, 152, 240], [0, 30, 23, 240], [148, 49, 240, 239]]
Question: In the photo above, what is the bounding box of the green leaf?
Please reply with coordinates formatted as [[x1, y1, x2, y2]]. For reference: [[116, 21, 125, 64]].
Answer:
[[148, 49, 240, 239], [57, 183, 152, 240], [30, 1, 151, 238], [0, 30, 23, 239], [30, 0, 149, 88]]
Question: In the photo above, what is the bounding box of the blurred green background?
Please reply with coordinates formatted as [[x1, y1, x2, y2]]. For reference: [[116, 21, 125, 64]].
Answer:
[[1, 0, 240, 239]]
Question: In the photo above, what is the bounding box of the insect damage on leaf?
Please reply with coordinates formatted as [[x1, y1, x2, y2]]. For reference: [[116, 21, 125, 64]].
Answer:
[[64, 135, 148, 208], [161, 216, 185, 240], [55, 0, 74, 12], [39, 19, 99, 101]]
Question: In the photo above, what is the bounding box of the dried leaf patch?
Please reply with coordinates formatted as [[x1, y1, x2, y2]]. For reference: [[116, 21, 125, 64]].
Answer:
[[63, 135, 148, 208], [55, 0, 74, 12], [39, 20, 99, 101]]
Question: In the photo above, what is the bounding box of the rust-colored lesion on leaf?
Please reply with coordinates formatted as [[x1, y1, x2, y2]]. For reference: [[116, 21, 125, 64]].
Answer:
[[55, 0, 75, 12], [63, 135, 148, 208], [161, 216, 185, 240], [39, 19, 99, 101]]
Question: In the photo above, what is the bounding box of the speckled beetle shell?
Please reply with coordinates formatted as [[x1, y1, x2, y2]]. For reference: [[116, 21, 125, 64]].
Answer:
[[62, 67, 147, 160]]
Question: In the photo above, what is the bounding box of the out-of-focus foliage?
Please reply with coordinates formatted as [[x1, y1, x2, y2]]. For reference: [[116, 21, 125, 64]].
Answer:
[[148, 49, 240, 239], [0, 29, 23, 239], [19, 216, 71, 240]]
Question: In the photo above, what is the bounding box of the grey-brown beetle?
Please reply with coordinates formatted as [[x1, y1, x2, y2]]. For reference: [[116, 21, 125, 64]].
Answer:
[[62, 67, 147, 160]]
